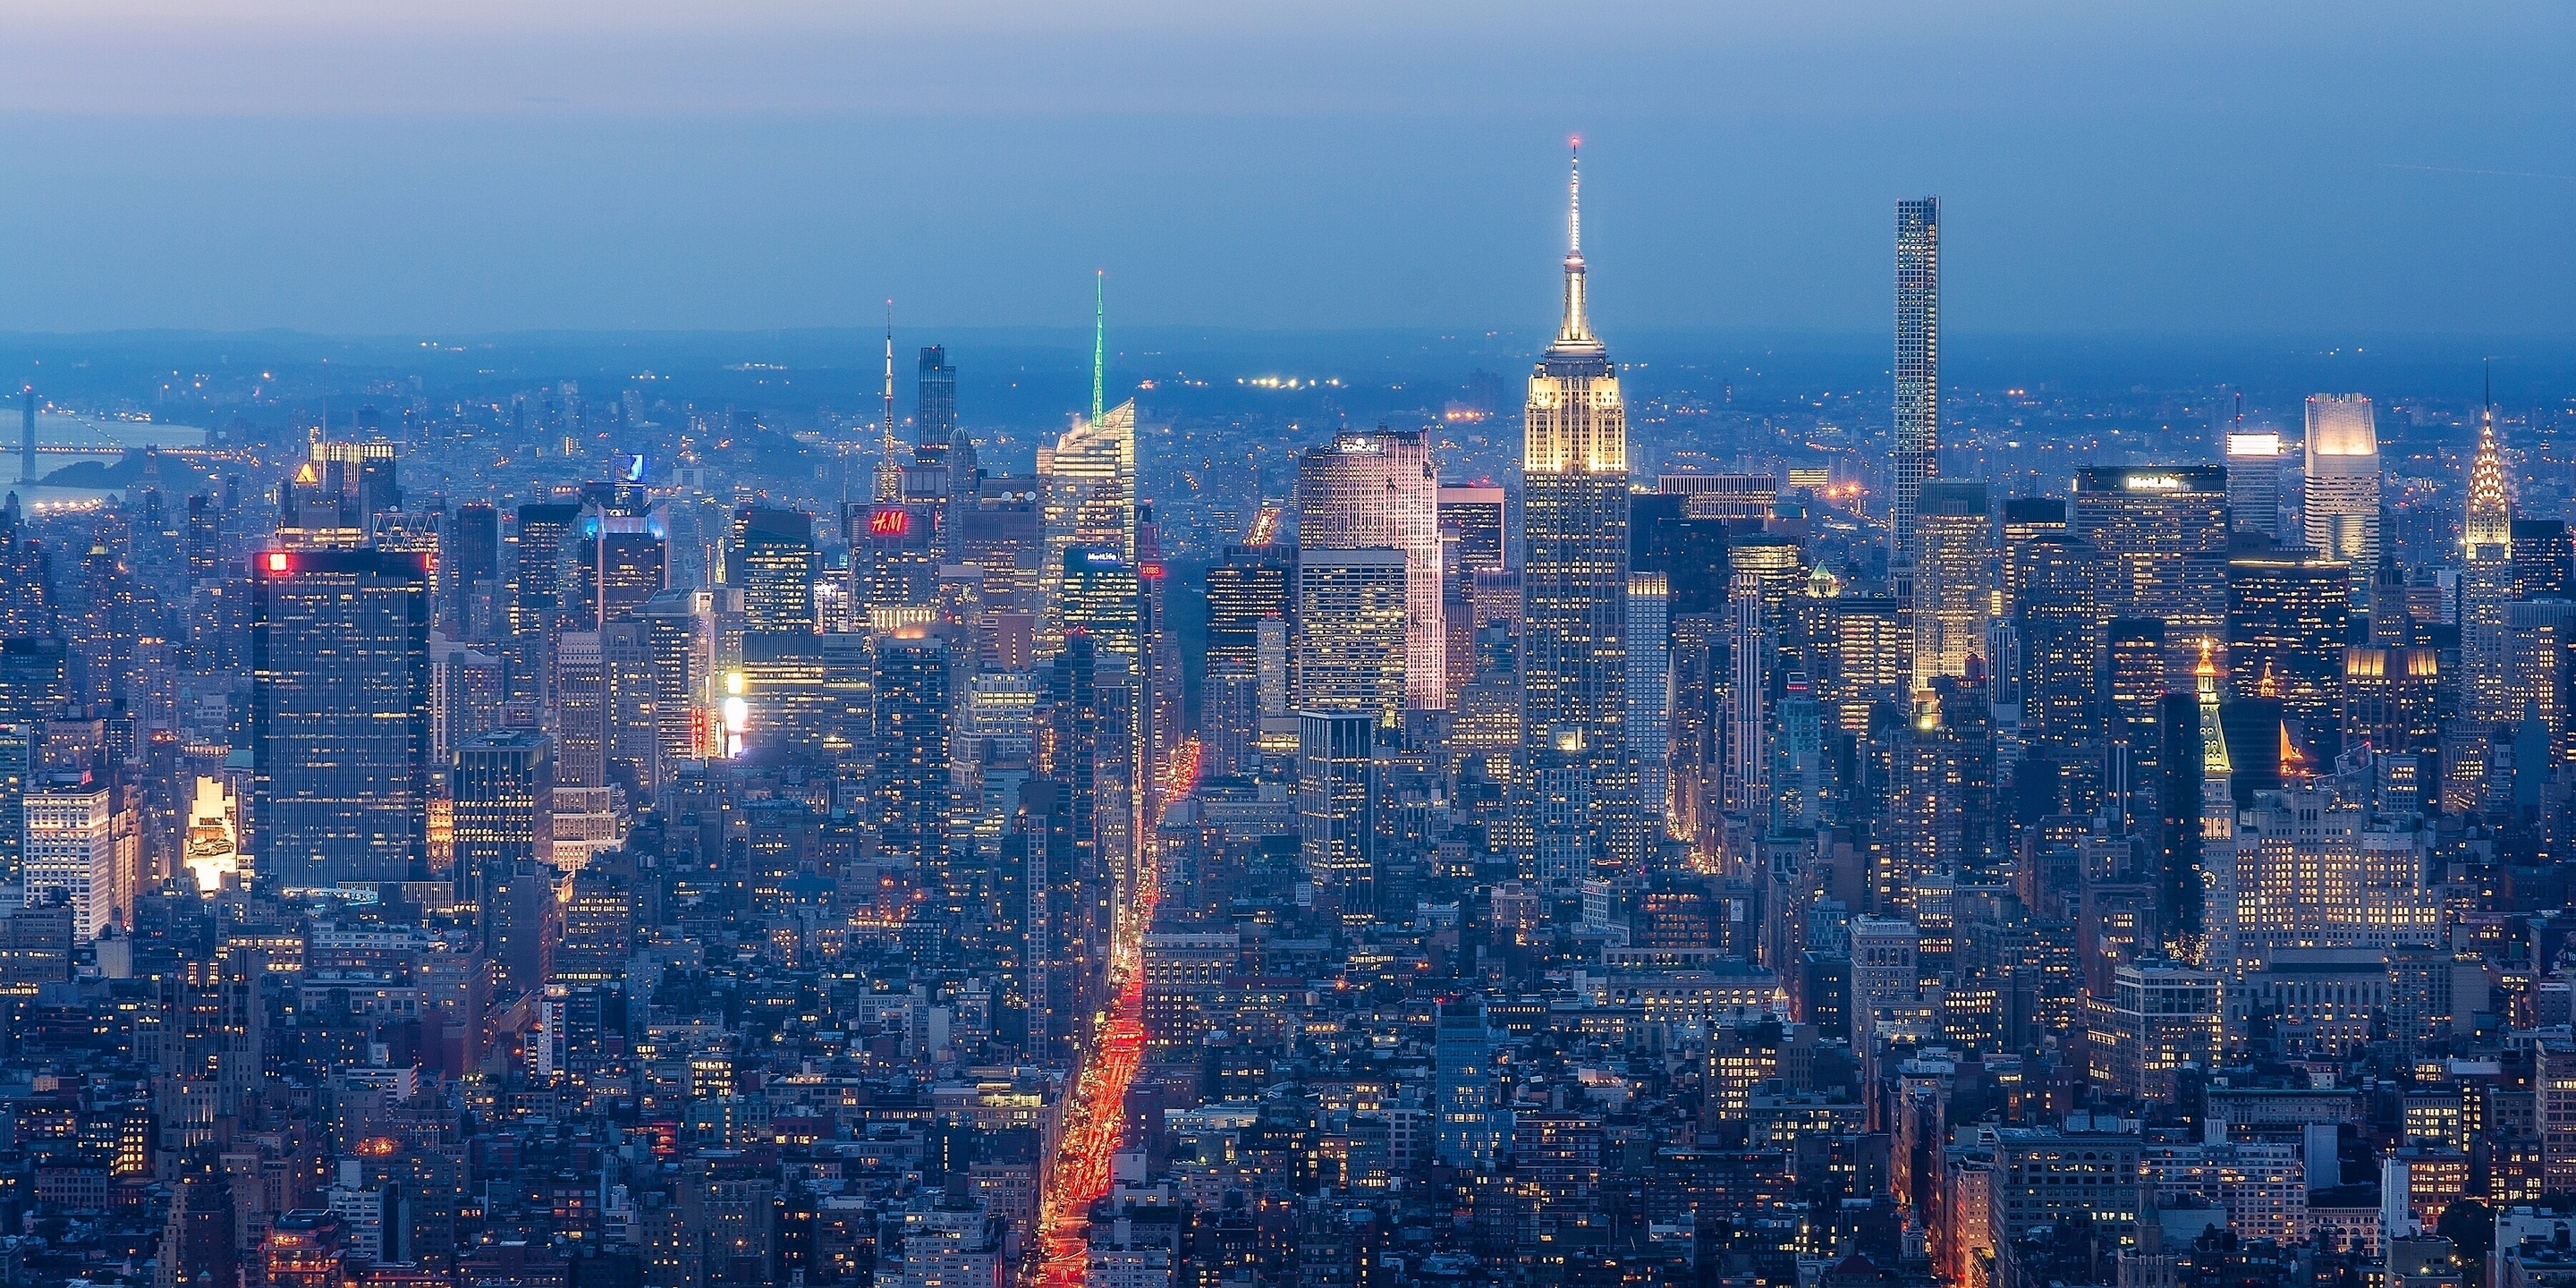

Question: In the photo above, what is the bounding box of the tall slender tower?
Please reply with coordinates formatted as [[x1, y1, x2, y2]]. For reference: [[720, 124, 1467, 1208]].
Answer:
[[1521, 142, 1635, 878], [1891, 199, 1942, 563], [876, 302, 902, 502], [2462, 385, 2513, 733], [2194, 638, 2233, 970]]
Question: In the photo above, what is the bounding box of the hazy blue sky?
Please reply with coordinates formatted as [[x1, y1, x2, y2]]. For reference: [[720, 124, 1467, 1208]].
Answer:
[[0, 1, 2568, 337]]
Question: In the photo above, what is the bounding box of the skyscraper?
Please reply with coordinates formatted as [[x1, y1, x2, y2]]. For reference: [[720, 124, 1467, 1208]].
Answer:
[[2225, 554, 2352, 763], [2461, 405, 2513, 736], [876, 637, 956, 918], [728, 507, 817, 633], [1294, 549, 1408, 729], [1521, 147, 1632, 871], [510, 503, 579, 704], [1912, 479, 1991, 690], [1890, 197, 1942, 562], [917, 345, 958, 451], [250, 548, 432, 891], [2225, 428, 2285, 538], [1296, 710, 1375, 905], [2303, 394, 2382, 573], [1436, 485, 1508, 578], [1202, 545, 1293, 777], [1038, 402, 1136, 656], [1625, 572, 1670, 836], [1297, 429, 1445, 710], [448, 502, 499, 631], [2070, 466, 2230, 665], [2015, 535, 2102, 753], [453, 729, 550, 898]]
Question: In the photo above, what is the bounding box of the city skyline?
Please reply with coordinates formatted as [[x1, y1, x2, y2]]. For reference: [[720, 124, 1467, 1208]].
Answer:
[[1, 13, 2574, 1288]]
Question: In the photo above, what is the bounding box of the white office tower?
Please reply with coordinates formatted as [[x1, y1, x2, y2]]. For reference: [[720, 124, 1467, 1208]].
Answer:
[[1625, 572, 1671, 838], [1296, 429, 1446, 710], [24, 781, 121, 941], [2225, 428, 2284, 538], [2302, 394, 2380, 572]]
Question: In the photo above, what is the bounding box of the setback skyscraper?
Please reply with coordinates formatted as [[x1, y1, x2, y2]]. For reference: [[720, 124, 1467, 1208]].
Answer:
[[1296, 429, 1445, 710], [1521, 147, 1633, 878]]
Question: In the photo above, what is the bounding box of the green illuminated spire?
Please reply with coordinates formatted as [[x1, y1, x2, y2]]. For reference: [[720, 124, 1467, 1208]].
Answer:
[[1091, 270, 1106, 427]]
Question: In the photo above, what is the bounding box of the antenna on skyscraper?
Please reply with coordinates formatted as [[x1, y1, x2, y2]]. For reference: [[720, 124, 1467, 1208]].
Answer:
[[877, 300, 902, 503], [1092, 270, 1106, 428], [1568, 136, 1581, 258]]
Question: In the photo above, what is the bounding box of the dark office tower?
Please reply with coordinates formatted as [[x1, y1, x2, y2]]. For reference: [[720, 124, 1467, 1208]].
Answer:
[[1043, 634, 1104, 993], [1061, 550, 1141, 663], [876, 637, 956, 910], [1890, 197, 1941, 563], [2014, 535, 2102, 753], [446, 503, 497, 627], [917, 345, 957, 453], [453, 728, 550, 894], [2155, 690, 2205, 958], [2515, 519, 2574, 600], [0, 636, 66, 728], [2343, 645, 2441, 762], [250, 548, 431, 891], [1203, 545, 1294, 777], [1630, 491, 1731, 616], [183, 494, 220, 583], [2105, 620, 2169, 751], [2070, 466, 2230, 661], [510, 503, 580, 704], [600, 623, 660, 798], [2368, 552, 2413, 647], [577, 510, 666, 629], [1998, 499, 2068, 617], [2225, 554, 2352, 762], [485, 857, 555, 1000], [728, 505, 816, 632], [1297, 710, 1376, 908], [1438, 485, 1508, 579], [1138, 507, 1183, 800], [1521, 147, 1633, 871], [554, 631, 606, 788]]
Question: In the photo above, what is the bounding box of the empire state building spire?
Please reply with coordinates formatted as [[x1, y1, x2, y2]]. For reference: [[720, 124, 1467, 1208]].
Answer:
[[1552, 141, 1601, 356]]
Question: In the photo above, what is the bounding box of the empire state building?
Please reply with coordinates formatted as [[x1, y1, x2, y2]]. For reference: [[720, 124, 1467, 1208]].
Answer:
[[1521, 144, 1637, 880]]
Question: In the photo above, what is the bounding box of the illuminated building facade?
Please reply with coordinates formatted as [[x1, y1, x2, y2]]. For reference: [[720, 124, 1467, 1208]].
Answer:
[[1890, 197, 1941, 563], [2226, 429, 2285, 538], [1521, 148, 1633, 871], [2303, 394, 2382, 574], [2072, 466, 2230, 655], [728, 506, 817, 633], [1911, 479, 1990, 690], [250, 548, 431, 891], [1297, 429, 1445, 709], [1294, 549, 1408, 729], [1038, 400, 1136, 655]]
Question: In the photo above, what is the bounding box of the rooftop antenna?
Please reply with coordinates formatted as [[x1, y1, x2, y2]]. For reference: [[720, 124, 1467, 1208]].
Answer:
[[877, 301, 901, 502], [1091, 270, 1106, 428]]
